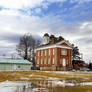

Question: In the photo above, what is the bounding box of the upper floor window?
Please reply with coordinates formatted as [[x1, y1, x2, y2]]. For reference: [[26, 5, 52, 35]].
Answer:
[[41, 51, 43, 56], [53, 49, 55, 55], [61, 49, 67, 56], [38, 51, 40, 56], [45, 50, 47, 56], [49, 49, 50, 56]]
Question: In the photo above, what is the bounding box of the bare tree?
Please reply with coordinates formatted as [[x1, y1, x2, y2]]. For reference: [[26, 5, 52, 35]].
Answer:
[[16, 33, 40, 66]]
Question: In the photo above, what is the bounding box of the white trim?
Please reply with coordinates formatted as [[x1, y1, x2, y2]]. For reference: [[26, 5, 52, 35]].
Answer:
[[36, 44, 72, 51]]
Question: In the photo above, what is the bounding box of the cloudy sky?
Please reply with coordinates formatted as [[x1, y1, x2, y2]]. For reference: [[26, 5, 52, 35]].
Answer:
[[0, 0, 92, 62]]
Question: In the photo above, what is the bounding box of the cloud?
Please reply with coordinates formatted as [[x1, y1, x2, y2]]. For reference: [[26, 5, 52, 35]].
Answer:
[[70, 0, 92, 4], [0, 0, 44, 9], [0, 9, 21, 16], [0, 8, 92, 62], [0, 0, 92, 62], [0, 0, 67, 10]]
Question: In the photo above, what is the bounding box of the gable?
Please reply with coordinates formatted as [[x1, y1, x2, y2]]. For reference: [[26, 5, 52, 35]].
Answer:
[[60, 42, 69, 46], [56, 40, 71, 47]]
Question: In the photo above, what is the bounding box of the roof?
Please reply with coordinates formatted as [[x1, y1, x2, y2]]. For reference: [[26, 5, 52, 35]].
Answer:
[[0, 58, 32, 65], [37, 40, 63, 48], [37, 40, 72, 49]]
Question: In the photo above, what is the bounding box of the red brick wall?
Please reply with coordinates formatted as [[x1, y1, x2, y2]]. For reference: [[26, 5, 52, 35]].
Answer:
[[57, 48, 72, 66], [36, 47, 72, 68]]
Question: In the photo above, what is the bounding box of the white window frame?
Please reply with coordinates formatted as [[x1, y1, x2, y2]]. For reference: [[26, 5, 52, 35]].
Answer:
[[61, 49, 67, 56]]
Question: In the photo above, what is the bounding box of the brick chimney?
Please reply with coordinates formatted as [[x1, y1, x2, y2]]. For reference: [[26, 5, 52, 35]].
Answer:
[[50, 35, 56, 44]]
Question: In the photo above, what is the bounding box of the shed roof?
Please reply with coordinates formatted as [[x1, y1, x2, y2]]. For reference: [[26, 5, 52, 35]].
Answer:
[[0, 58, 32, 65]]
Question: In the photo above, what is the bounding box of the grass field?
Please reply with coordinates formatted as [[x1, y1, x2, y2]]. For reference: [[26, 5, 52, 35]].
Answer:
[[0, 71, 92, 82], [0, 71, 92, 91]]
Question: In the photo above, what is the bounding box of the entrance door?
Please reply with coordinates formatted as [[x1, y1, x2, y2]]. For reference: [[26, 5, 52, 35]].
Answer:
[[62, 58, 66, 67]]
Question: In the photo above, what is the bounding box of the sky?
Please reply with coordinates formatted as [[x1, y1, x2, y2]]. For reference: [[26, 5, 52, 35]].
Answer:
[[0, 0, 92, 63]]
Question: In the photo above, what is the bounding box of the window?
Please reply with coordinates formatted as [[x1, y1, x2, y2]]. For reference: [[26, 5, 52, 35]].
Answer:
[[45, 50, 47, 56], [41, 59, 43, 64], [13, 65, 17, 70], [41, 51, 43, 56], [66, 59, 68, 65], [61, 49, 67, 56], [37, 59, 39, 64], [60, 59, 62, 64], [52, 58, 54, 64], [18, 66, 20, 68], [38, 51, 40, 56], [49, 49, 50, 56], [48, 58, 50, 64], [44, 58, 46, 64], [53, 49, 55, 55]]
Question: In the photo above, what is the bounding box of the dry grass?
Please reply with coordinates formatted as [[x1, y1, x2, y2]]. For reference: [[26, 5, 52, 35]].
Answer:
[[0, 71, 92, 83], [53, 86, 92, 92]]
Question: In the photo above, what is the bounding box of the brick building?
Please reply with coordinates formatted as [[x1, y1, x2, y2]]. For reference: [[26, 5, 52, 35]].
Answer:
[[36, 33, 73, 71]]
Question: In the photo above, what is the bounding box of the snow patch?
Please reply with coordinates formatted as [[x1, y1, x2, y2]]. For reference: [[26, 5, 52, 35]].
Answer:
[[21, 77, 29, 80], [0, 87, 17, 92], [55, 80, 75, 87], [80, 82, 92, 86]]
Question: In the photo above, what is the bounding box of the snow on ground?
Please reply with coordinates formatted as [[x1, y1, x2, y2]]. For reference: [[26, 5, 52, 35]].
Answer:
[[29, 74, 46, 78], [0, 87, 17, 92], [20, 77, 29, 80], [54, 80, 75, 87], [0, 81, 17, 92], [53, 71, 72, 74], [80, 82, 92, 86], [43, 71, 72, 74], [0, 81, 32, 92], [0, 81, 31, 87], [48, 77, 60, 80], [33, 88, 49, 92], [55, 81, 92, 87]]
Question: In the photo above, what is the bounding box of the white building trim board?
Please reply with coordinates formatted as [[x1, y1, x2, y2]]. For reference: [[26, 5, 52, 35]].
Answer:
[[36, 44, 72, 51]]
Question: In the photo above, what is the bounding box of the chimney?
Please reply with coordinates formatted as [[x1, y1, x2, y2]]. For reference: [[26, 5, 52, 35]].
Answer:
[[50, 35, 56, 44]]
